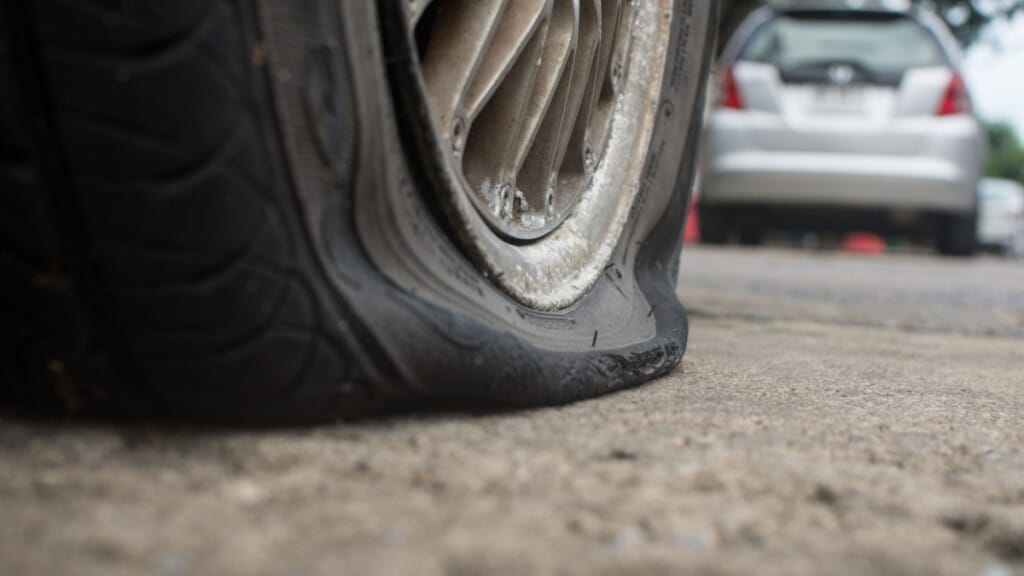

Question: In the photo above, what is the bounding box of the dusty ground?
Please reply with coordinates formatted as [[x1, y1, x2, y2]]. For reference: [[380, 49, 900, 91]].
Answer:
[[682, 246, 1024, 338], [2, 246, 1023, 576]]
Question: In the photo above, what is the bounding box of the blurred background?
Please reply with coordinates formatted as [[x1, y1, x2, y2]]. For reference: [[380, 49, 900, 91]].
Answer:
[[691, 0, 1024, 257]]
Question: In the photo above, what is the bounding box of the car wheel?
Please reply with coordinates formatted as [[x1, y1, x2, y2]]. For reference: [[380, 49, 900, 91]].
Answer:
[[737, 220, 764, 247], [0, 0, 717, 422], [698, 205, 729, 245], [936, 212, 978, 257]]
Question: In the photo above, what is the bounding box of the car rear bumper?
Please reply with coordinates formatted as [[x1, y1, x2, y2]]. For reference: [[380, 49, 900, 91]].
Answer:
[[701, 110, 984, 215], [703, 150, 976, 213]]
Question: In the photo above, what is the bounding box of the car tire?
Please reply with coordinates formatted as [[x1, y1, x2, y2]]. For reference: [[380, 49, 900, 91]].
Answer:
[[0, 1, 717, 423], [698, 205, 729, 245], [936, 212, 978, 257], [738, 220, 764, 247]]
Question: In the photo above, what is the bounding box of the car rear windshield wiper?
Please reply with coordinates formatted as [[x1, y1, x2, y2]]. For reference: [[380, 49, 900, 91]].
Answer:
[[776, 59, 902, 87]]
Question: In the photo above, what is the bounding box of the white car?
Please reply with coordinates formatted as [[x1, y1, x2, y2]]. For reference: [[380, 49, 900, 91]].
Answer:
[[978, 179, 1024, 257], [700, 5, 986, 255]]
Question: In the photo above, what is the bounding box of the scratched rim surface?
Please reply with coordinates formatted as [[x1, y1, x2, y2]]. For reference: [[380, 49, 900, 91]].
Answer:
[[404, 0, 673, 309]]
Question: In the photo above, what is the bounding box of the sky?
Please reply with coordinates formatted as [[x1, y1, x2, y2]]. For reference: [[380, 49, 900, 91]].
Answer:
[[963, 12, 1024, 137]]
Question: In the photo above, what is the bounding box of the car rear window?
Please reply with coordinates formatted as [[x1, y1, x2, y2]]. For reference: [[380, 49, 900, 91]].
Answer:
[[980, 180, 1024, 203], [741, 13, 946, 77]]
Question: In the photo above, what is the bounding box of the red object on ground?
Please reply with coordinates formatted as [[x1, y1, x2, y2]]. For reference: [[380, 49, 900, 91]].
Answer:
[[841, 232, 887, 254], [684, 201, 701, 243]]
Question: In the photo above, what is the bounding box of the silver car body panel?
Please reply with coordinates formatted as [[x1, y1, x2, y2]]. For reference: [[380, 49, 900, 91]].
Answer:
[[978, 179, 1024, 254]]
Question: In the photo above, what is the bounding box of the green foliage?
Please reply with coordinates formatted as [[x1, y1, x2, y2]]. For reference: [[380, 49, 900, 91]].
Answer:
[[984, 121, 1024, 183]]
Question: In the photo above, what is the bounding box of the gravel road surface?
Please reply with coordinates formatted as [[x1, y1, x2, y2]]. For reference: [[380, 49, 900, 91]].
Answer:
[[2, 246, 1023, 575]]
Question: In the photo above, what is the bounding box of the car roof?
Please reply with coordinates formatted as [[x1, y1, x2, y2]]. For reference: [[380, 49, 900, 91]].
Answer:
[[719, 3, 962, 68], [768, 0, 916, 11]]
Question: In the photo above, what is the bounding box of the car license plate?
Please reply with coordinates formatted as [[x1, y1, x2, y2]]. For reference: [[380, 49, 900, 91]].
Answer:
[[814, 86, 864, 111]]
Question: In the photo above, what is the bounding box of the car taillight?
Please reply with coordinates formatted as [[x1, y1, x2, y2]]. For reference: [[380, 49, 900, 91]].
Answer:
[[937, 72, 971, 116], [719, 66, 743, 110]]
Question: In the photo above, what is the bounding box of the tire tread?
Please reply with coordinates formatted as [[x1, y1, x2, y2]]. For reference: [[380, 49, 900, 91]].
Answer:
[[0, 0, 366, 421]]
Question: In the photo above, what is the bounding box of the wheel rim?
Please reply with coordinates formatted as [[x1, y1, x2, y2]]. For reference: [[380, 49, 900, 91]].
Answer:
[[401, 0, 673, 309]]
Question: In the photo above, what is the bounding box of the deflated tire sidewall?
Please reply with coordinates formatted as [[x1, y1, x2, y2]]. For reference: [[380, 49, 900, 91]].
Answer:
[[299, 0, 718, 404]]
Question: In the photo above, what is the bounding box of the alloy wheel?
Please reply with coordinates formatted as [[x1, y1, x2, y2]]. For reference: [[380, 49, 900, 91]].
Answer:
[[400, 0, 673, 309]]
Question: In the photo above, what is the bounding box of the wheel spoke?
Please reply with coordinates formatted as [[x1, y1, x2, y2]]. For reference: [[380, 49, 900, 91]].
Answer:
[[550, 0, 601, 201], [597, 1, 634, 134], [404, 0, 437, 25], [565, 0, 621, 176], [420, 0, 508, 140], [504, 0, 575, 210], [462, 13, 551, 220], [463, 0, 550, 121], [517, 0, 601, 220]]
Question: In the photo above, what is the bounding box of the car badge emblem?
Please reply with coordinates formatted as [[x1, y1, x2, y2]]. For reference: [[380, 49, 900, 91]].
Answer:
[[828, 64, 855, 86]]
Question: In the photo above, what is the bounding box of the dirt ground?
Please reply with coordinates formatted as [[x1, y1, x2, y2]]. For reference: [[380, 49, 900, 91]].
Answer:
[[2, 247, 1023, 575]]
